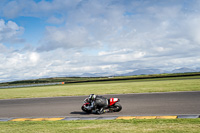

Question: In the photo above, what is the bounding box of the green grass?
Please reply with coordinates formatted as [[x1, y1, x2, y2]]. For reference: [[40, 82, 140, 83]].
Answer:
[[1, 75, 200, 132], [0, 119, 200, 133], [0, 76, 200, 99]]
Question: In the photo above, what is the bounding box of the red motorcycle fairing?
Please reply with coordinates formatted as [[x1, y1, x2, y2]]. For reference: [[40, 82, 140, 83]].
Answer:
[[83, 103, 90, 106], [109, 98, 120, 106]]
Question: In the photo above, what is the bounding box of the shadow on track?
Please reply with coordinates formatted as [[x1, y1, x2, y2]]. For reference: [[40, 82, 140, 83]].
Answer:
[[70, 111, 96, 115]]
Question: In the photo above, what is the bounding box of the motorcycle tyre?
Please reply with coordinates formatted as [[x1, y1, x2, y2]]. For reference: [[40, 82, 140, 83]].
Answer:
[[113, 103, 122, 112], [81, 106, 92, 113]]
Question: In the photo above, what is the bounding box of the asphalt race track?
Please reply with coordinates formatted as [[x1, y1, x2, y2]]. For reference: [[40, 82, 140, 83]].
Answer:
[[0, 91, 200, 118]]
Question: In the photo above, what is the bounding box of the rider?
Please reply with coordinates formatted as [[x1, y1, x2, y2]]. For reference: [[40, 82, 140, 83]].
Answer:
[[86, 94, 108, 114]]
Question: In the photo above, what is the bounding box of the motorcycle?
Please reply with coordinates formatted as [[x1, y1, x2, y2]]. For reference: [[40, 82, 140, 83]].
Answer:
[[81, 97, 122, 114]]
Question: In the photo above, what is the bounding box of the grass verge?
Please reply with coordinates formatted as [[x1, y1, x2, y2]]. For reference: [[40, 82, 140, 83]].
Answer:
[[0, 76, 200, 99], [1, 72, 200, 86], [0, 119, 200, 133]]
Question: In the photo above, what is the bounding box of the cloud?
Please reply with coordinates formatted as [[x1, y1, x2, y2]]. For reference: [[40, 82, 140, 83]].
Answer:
[[0, 43, 8, 53], [37, 26, 100, 51], [29, 52, 40, 63], [1, 0, 200, 82], [0, 19, 24, 43], [0, 0, 81, 18], [46, 16, 64, 24], [98, 49, 145, 63], [0, 44, 200, 83], [33, 0, 200, 55], [186, 15, 200, 44]]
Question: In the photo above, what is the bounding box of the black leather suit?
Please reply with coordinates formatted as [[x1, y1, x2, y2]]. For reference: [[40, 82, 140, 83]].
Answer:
[[92, 95, 108, 114]]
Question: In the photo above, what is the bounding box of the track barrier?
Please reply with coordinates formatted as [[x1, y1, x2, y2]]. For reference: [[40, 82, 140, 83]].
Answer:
[[0, 82, 65, 89]]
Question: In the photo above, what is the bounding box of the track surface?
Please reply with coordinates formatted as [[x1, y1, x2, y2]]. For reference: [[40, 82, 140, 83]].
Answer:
[[0, 91, 200, 118]]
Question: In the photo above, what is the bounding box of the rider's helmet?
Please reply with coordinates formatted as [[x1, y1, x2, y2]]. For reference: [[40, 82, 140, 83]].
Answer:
[[89, 94, 96, 101]]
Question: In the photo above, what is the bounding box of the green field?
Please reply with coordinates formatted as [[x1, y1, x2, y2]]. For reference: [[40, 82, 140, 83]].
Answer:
[[1, 72, 200, 86], [1, 119, 200, 133], [0, 75, 200, 99]]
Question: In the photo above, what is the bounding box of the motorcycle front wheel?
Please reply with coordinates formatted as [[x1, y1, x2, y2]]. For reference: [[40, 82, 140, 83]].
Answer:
[[81, 106, 92, 113]]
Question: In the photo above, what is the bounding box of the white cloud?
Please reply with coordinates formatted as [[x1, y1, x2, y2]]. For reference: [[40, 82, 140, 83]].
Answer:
[[98, 49, 145, 63], [37, 25, 101, 51], [34, 0, 200, 57], [47, 16, 64, 24], [0, 19, 24, 43], [1, 0, 81, 18], [29, 52, 40, 63], [186, 15, 200, 44], [1, 0, 200, 82], [1, 45, 200, 83], [0, 43, 8, 53]]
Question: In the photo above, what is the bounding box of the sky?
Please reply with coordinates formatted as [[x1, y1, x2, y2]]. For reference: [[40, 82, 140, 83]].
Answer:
[[0, 0, 200, 82]]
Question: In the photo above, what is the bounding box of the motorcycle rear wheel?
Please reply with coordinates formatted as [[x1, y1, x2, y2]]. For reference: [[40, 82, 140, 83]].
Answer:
[[113, 103, 122, 112]]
